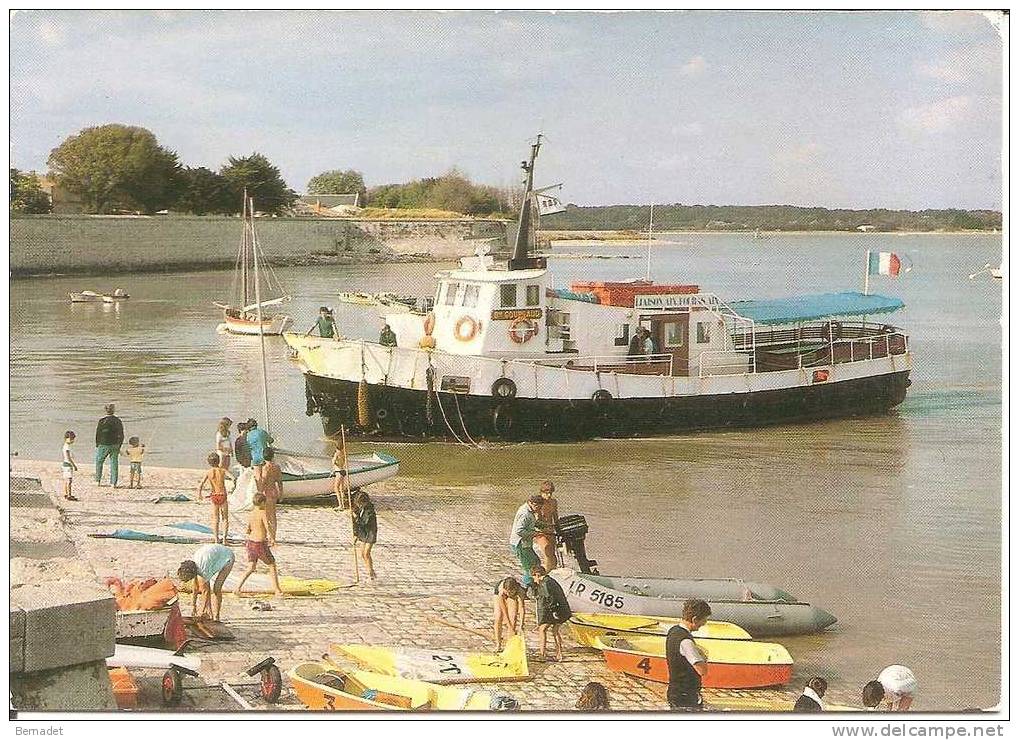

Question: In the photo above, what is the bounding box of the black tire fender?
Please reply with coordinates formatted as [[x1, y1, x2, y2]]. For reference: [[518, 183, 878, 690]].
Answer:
[[491, 377, 517, 399], [591, 389, 613, 403]]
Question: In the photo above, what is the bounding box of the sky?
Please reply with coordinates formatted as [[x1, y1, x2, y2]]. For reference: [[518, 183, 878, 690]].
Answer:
[[9, 10, 1005, 210]]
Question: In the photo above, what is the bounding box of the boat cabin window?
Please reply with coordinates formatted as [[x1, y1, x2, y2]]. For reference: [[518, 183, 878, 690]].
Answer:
[[696, 322, 712, 344], [663, 321, 687, 348], [525, 284, 541, 306], [463, 284, 480, 308], [444, 282, 459, 307], [500, 284, 517, 308], [614, 324, 630, 347]]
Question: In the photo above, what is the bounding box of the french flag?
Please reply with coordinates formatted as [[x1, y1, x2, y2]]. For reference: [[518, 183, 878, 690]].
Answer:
[[868, 251, 902, 276]]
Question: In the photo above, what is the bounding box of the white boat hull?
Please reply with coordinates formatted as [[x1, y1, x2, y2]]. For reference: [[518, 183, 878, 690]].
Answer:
[[222, 311, 291, 336]]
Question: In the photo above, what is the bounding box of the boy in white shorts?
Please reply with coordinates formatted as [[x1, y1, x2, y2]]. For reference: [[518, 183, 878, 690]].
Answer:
[[62, 431, 79, 501]]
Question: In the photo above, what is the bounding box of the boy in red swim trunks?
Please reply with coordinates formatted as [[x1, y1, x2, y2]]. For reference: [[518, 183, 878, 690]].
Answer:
[[198, 452, 235, 544], [233, 493, 284, 596]]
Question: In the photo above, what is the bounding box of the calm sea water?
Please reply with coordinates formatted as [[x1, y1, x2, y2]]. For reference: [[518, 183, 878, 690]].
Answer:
[[9, 232, 1002, 708]]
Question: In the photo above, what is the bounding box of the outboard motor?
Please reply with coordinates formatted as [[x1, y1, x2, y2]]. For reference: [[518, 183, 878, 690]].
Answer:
[[556, 514, 598, 574]]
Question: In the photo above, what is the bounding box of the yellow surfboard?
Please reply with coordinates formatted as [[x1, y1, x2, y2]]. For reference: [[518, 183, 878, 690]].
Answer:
[[569, 612, 752, 647], [331, 635, 529, 684]]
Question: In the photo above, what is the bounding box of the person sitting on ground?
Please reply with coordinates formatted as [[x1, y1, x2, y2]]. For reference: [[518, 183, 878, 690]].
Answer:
[[254, 447, 282, 546], [198, 452, 235, 544], [575, 681, 610, 711], [508, 496, 543, 587], [533, 480, 560, 572], [308, 306, 337, 339], [794, 676, 828, 712], [863, 665, 918, 711], [234, 493, 284, 596], [351, 490, 378, 582], [665, 599, 711, 711], [125, 436, 146, 489], [178, 543, 236, 622], [216, 418, 233, 469], [379, 323, 397, 347], [234, 421, 252, 468], [492, 576, 526, 652], [530, 566, 571, 662], [61, 430, 79, 501]]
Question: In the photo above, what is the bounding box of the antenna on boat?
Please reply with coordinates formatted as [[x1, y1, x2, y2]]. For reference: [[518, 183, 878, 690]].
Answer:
[[250, 196, 272, 435], [508, 133, 547, 271], [645, 203, 654, 282]]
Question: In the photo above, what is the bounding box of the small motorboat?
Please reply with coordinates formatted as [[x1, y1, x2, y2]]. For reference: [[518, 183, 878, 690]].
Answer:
[[331, 635, 528, 685], [289, 663, 493, 711], [71, 290, 130, 303], [568, 612, 752, 646], [593, 633, 793, 689], [227, 450, 399, 510], [553, 570, 836, 637]]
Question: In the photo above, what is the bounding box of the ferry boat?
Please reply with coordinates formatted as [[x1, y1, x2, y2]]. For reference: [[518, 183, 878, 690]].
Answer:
[[286, 137, 912, 442]]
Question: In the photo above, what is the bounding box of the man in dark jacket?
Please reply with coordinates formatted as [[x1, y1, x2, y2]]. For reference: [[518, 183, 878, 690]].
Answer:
[[794, 677, 828, 712], [95, 403, 125, 487], [665, 599, 711, 710]]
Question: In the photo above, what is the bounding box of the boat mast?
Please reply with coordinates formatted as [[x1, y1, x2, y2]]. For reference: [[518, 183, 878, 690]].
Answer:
[[509, 133, 545, 270], [241, 190, 250, 309], [250, 196, 272, 434], [645, 203, 654, 282]]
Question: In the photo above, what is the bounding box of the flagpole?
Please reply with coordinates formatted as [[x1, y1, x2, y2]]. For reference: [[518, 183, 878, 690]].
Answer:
[[863, 250, 871, 296], [645, 203, 654, 282]]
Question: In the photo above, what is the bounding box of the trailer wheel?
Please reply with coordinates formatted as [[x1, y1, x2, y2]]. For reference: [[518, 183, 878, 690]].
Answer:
[[161, 669, 184, 707], [260, 665, 283, 704]]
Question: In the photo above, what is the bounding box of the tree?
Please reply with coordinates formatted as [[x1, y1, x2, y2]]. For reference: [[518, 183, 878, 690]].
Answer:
[[307, 169, 367, 204], [219, 153, 296, 215], [10, 168, 52, 213], [46, 124, 182, 214], [174, 167, 234, 215]]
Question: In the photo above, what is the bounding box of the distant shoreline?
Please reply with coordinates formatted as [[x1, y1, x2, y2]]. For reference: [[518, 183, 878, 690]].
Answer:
[[543, 229, 1000, 242]]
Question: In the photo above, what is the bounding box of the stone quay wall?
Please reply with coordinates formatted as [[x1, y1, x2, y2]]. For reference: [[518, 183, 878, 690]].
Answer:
[[9, 215, 510, 277]]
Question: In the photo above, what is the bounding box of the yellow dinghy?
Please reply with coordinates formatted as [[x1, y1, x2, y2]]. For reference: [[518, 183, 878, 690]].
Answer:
[[569, 612, 752, 648], [289, 663, 494, 711], [331, 635, 528, 684]]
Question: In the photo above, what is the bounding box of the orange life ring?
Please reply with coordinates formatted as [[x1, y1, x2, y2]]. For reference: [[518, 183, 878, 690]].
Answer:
[[423, 312, 436, 336], [454, 315, 479, 342], [509, 317, 539, 344]]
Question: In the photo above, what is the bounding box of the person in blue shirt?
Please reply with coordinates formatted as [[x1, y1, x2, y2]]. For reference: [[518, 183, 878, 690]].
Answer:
[[244, 419, 272, 466]]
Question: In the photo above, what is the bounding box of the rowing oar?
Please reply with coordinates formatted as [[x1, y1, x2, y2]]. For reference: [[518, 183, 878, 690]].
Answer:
[[426, 615, 490, 642]]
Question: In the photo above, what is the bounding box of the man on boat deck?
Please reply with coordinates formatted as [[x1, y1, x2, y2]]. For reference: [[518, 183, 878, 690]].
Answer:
[[379, 323, 397, 347], [665, 599, 711, 711], [308, 307, 336, 339], [509, 496, 543, 587], [94, 403, 124, 488]]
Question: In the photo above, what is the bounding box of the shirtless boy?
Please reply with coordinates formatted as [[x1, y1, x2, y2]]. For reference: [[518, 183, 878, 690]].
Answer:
[[233, 493, 284, 596], [198, 452, 235, 544], [254, 447, 282, 546]]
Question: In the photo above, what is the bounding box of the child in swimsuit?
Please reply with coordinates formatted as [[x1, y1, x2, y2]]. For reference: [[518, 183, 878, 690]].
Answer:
[[233, 493, 284, 596], [254, 447, 282, 546], [126, 436, 146, 489], [492, 576, 526, 651], [198, 452, 235, 544]]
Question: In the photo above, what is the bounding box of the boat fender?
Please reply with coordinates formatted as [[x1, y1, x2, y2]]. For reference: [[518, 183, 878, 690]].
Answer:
[[492, 403, 514, 436], [423, 312, 436, 336], [454, 316, 479, 342], [357, 380, 372, 428], [508, 317, 539, 344], [591, 389, 613, 403], [491, 378, 517, 399], [376, 408, 389, 421], [425, 366, 436, 426]]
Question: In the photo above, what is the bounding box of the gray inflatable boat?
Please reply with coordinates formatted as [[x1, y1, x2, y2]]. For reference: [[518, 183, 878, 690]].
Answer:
[[553, 570, 837, 638]]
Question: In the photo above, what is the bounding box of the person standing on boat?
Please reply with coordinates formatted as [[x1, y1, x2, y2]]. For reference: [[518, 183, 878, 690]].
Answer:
[[379, 323, 397, 347], [642, 327, 657, 356], [533, 480, 560, 572], [307, 306, 336, 339], [665, 599, 711, 711], [627, 327, 643, 358], [509, 496, 543, 587], [94, 403, 124, 488]]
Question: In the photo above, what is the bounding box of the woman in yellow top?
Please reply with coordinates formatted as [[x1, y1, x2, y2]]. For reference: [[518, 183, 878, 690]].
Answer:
[[126, 436, 146, 489]]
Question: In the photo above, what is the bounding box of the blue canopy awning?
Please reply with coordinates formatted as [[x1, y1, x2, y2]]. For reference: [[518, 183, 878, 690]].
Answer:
[[729, 291, 905, 326]]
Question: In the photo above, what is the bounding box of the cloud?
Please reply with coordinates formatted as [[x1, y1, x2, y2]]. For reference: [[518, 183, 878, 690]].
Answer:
[[679, 55, 708, 77], [915, 43, 1001, 84], [919, 10, 1001, 36], [36, 19, 66, 47], [898, 96, 973, 133]]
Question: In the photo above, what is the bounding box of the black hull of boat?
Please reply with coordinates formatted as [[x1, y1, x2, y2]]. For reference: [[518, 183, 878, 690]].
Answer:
[[304, 370, 911, 442]]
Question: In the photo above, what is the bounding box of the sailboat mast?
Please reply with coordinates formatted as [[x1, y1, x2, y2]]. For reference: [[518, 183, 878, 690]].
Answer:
[[510, 134, 542, 267], [250, 196, 272, 434], [645, 203, 654, 282], [241, 191, 250, 308]]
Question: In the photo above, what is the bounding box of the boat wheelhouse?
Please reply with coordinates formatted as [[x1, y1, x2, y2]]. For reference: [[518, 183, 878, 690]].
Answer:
[[286, 138, 911, 442]]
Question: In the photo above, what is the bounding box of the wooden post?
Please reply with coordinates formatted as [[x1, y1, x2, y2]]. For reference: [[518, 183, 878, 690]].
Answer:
[[340, 425, 359, 584]]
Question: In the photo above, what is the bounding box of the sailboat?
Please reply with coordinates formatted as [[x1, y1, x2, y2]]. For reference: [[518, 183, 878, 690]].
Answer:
[[215, 194, 292, 336]]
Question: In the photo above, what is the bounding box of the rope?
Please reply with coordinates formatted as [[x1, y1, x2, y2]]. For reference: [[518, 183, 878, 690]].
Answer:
[[452, 392, 481, 448]]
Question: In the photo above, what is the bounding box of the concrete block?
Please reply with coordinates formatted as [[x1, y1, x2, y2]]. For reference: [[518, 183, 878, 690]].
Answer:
[[10, 635, 25, 674], [10, 476, 43, 491], [10, 658, 117, 711], [12, 584, 115, 673]]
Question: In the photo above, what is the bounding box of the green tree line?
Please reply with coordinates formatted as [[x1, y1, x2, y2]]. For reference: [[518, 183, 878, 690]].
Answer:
[[541, 204, 1001, 232]]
